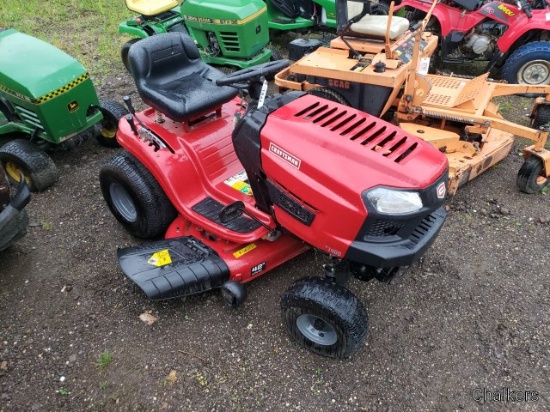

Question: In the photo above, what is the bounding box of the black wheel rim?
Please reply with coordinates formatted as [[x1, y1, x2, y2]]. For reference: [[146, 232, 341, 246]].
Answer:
[[110, 182, 137, 222], [296, 314, 337, 346]]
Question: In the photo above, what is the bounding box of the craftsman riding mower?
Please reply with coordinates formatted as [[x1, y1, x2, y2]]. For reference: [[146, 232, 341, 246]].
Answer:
[[99, 33, 449, 358], [0, 29, 127, 192], [275, 0, 550, 194], [119, 0, 277, 71]]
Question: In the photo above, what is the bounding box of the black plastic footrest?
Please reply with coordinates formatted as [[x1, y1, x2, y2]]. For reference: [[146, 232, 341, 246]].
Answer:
[[117, 236, 230, 300], [192, 197, 261, 233]]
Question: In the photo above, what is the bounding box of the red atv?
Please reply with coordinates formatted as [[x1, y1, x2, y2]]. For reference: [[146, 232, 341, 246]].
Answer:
[[391, 0, 550, 85], [99, 33, 448, 358]]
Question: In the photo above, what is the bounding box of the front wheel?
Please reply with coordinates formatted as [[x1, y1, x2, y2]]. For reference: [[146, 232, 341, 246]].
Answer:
[[99, 153, 177, 238], [502, 41, 550, 85], [280, 277, 368, 358], [517, 156, 549, 194], [96, 100, 128, 148], [0, 139, 58, 192], [531, 103, 550, 130]]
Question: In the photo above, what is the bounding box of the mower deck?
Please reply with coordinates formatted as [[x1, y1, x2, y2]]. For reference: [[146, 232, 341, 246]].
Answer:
[[276, 44, 550, 194]]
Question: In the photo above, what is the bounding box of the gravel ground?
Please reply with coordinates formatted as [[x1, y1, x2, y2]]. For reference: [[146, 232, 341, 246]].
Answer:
[[1, 72, 549, 411]]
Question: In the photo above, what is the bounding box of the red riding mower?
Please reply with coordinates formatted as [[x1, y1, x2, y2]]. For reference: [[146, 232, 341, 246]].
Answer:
[[99, 33, 449, 357]]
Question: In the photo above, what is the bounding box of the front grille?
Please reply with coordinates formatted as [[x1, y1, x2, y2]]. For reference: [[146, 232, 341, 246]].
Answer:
[[294, 100, 418, 163], [219, 31, 240, 53], [366, 219, 405, 237], [408, 212, 439, 247], [15, 106, 43, 129]]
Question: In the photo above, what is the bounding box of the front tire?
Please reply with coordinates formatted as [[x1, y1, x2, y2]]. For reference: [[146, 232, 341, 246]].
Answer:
[[531, 103, 550, 130], [96, 100, 127, 148], [281, 277, 368, 358], [99, 153, 177, 238], [517, 156, 549, 194], [0, 139, 58, 192], [502, 41, 550, 85]]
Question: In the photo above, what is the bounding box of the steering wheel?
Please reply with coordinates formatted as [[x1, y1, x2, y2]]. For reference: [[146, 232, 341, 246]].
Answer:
[[215, 60, 290, 87], [518, 0, 533, 18]]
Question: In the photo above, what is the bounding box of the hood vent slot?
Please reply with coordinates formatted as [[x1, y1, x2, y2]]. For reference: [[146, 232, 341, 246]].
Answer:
[[294, 100, 419, 163]]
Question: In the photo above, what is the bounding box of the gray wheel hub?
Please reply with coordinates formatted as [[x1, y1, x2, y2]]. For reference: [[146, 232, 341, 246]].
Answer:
[[296, 314, 337, 346], [110, 183, 137, 222], [518, 59, 550, 85]]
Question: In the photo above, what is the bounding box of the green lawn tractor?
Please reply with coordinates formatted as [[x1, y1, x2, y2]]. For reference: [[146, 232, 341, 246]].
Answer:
[[0, 29, 127, 192], [119, 0, 278, 71], [265, 0, 388, 33]]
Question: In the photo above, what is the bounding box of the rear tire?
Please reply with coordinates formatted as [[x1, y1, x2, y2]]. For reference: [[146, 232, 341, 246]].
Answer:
[[281, 277, 368, 358], [502, 41, 550, 85], [99, 153, 177, 238], [0, 139, 58, 192], [121, 38, 141, 72], [517, 156, 549, 194], [96, 100, 127, 148], [306, 87, 350, 106]]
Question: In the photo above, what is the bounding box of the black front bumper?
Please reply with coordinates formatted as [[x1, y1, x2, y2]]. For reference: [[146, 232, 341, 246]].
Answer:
[[345, 207, 446, 268]]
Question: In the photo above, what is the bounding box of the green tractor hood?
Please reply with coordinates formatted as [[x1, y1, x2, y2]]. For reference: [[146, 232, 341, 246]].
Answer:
[[0, 29, 88, 101]]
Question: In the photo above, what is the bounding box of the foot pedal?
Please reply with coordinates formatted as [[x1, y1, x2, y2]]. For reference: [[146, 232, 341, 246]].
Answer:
[[117, 236, 230, 299], [192, 197, 260, 233]]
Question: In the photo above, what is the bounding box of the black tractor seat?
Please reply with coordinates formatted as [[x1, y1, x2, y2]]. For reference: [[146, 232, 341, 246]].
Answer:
[[128, 33, 239, 122]]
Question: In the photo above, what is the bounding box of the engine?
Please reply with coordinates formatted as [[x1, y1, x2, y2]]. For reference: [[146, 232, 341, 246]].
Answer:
[[459, 22, 507, 59]]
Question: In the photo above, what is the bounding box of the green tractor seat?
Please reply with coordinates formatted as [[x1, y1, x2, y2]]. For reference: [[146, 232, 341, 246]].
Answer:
[[128, 33, 238, 122]]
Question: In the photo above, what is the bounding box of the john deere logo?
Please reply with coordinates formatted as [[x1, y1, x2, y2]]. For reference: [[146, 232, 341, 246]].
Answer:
[[67, 101, 79, 112]]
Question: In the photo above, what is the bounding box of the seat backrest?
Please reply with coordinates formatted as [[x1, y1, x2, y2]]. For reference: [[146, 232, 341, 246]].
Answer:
[[336, 0, 373, 32], [127, 33, 238, 122], [128, 33, 202, 87]]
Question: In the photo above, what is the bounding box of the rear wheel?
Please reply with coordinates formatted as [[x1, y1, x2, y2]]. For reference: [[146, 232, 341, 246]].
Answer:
[[517, 156, 549, 194], [121, 38, 140, 72], [99, 153, 177, 238], [502, 41, 550, 85], [96, 100, 127, 148], [0, 139, 58, 192], [306, 87, 350, 105], [281, 277, 368, 358]]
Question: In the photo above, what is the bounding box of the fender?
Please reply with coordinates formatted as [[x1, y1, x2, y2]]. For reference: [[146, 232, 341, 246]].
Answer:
[[115, 103, 272, 244], [397, 0, 487, 36], [495, 9, 550, 51], [118, 21, 170, 38]]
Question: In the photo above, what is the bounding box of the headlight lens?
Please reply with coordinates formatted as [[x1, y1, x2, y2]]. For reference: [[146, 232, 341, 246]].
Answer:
[[366, 188, 423, 215]]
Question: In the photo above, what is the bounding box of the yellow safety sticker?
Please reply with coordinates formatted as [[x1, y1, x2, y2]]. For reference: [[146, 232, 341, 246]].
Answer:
[[147, 250, 172, 267], [233, 243, 257, 258], [224, 170, 253, 196]]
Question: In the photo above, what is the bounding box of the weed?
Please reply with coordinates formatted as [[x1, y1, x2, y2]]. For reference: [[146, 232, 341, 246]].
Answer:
[[99, 381, 109, 389], [95, 351, 112, 369], [58, 387, 69, 396]]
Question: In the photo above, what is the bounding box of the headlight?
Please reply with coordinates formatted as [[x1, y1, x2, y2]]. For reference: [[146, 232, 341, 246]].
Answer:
[[366, 188, 423, 215]]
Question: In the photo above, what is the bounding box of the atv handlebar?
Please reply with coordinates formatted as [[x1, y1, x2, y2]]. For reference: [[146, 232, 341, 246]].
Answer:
[[518, 0, 533, 18], [216, 60, 290, 87]]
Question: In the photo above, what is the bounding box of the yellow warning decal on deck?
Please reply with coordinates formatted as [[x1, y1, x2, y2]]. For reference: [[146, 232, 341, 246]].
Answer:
[[147, 250, 172, 267], [233, 243, 257, 258], [224, 170, 253, 196]]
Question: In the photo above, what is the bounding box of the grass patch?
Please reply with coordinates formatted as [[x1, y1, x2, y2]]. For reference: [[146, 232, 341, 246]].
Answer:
[[95, 351, 113, 370], [0, 0, 134, 82]]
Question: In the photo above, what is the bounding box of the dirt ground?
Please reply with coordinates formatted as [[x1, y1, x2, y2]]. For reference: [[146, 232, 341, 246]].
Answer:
[[1, 67, 550, 411]]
